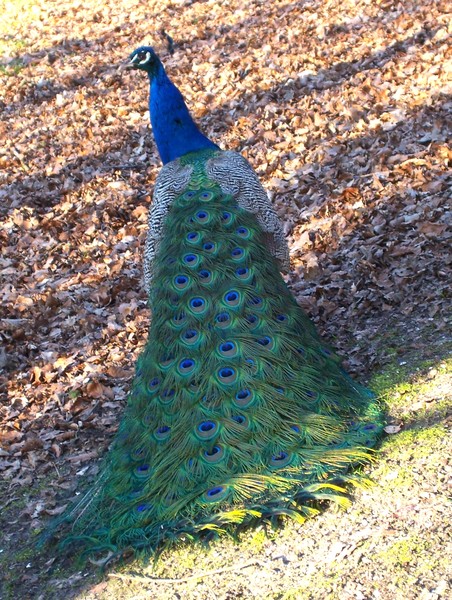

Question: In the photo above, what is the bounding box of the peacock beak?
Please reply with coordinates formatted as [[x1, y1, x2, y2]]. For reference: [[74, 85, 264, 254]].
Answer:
[[120, 58, 138, 72]]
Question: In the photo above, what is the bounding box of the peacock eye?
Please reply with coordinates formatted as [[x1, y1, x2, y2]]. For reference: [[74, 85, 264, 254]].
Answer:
[[137, 51, 148, 62]]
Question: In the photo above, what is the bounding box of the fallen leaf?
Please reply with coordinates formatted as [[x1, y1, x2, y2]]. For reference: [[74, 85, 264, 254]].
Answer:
[[86, 381, 106, 399], [384, 425, 402, 434]]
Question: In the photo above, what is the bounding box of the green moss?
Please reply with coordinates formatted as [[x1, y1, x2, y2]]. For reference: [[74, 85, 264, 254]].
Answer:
[[370, 357, 451, 423], [10, 547, 35, 562], [279, 589, 310, 600], [373, 532, 446, 579], [373, 423, 446, 489], [383, 423, 445, 456], [240, 527, 269, 553], [0, 34, 28, 56], [380, 538, 417, 565], [371, 356, 450, 397], [368, 356, 450, 491], [0, 58, 26, 75]]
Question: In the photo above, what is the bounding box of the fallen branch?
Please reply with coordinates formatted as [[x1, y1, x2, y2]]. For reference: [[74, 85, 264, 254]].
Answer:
[[108, 558, 264, 584]]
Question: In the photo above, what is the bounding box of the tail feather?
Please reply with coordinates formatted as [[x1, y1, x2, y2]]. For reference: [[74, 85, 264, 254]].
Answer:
[[42, 163, 384, 562]]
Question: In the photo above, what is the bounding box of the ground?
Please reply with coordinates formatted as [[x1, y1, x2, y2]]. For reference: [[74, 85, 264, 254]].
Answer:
[[0, 0, 451, 598]]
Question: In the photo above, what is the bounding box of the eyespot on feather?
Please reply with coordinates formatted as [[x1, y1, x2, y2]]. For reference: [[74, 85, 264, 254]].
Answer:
[[195, 210, 210, 224], [245, 314, 259, 329], [199, 190, 214, 201], [203, 485, 230, 502], [198, 269, 213, 283], [186, 231, 200, 244], [215, 311, 231, 328], [188, 380, 200, 393], [183, 253, 200, 268], [269, 451, 292, 469], [202, 241, 216, 252], [131, 447, 145, 461], [172, 311, 186, 326], [248, 295, 264, 310], [236, 226, 250, 239], [203, 445, 224, 463], [178, 358, 196, 375], [181, 328, 199, 345], [231, 414, 249, 427], [220, 211, 233, 225], [189, 296, 207, 314], [136, 502, 153, 512], [154, 425, 171, 441], [276, 314, 288, 322], [231, 247, 245, 261], [235, 267, 251, 281], [141, 411, 154, 426], [147, 377, 160, 393], [174, 274, 190, 290], [217, 366, 237, 384], [218, 341, 237, 357], [196, 420, 218, 440], [257, 336, 274, 350], [160, 355, 175, 369], [159, 388, 175, 405], [223, 290, 241, 307], [134, 464, 152, 478], [234, 388, 255, 408]]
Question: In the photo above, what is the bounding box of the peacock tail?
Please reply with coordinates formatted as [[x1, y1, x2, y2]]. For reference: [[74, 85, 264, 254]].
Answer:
[[44, 48, 384, 562]]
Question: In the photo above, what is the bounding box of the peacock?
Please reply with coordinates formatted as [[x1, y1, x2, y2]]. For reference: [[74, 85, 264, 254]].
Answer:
[[45, 47, 383, 563]]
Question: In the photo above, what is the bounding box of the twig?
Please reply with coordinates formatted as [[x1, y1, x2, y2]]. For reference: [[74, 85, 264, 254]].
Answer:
[[100, 164, 145, 172], [355, 171, 391, 178], [108, 558, 264, 584], [0, 496, 19, 512]]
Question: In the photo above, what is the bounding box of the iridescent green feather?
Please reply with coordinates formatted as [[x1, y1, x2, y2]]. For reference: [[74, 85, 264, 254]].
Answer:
[[44, 151, 384, 561]]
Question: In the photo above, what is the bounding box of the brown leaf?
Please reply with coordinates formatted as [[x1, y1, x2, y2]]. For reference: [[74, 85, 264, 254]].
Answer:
[[107, 366, 134, 379], [45, 504, 68, 516], [31, 366, 42, 383], [85, 381, 106, 399], [417, 222, 448, 236], [67, 451, 98, 463], [53, 356, 75, 372], [0, 430, 23, 445], [21, 437, 44, 453], [15, 295, 34, 312], [51, 443, 62, 458]]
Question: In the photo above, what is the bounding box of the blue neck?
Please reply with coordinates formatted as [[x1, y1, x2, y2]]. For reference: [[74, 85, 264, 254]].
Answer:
[[148, 65, 219, 164]]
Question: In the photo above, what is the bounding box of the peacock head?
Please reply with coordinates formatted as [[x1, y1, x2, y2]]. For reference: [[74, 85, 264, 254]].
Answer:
[[128, 46, 162, 75]]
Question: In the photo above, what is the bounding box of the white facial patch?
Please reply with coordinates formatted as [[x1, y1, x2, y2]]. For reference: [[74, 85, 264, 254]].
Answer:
[[138, 51, 151, 65]]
